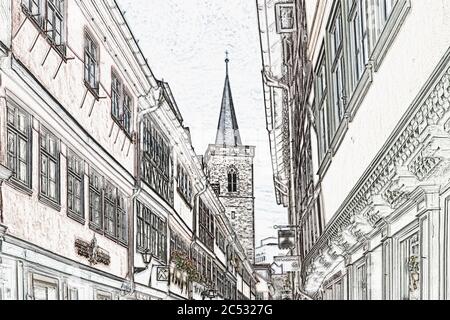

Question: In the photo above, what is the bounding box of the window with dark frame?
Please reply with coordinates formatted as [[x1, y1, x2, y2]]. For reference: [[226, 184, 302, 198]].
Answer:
[[22, 0, 65, 54], [6, 104, 32, 189], [315, 51, 330, 164], [329, 6, 346, 133], [227, 167, 238, 193], [111, 72, 122, 123], [122, 91, 132, 135], [199, 199, 215, 251], [350, 0, 370, 85], [84, 33, 99, 94], [89, 168, 103, 231], [104, 181, 116, 237], [39, 128, 60, 206], [141, 118, 174, 205], [177, 163, 192, 205], [136, 201, 167, 263], [46, 0, 64, 47], [67, 150, 84, 222]]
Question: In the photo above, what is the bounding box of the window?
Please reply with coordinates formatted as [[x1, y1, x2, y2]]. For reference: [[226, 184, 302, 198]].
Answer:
[[329, 6, 346, 133], [68, 288, 79, 300], [177, 164, 192, 205], [111, 73, 122, 122], [227, 167, 238, 193], [315, 51, 330, 163], [350, 0, 370, 85], [32, 277, 58, 300], [215, 228, 226, 253], [89, 168, 103, 231], [199, 199, 214, 251], [84, 33, 99, 94], [117, 193, 128, 244], [22, 1, 65, 52], [6, 104, 32, 189], [136, 201, 167, 263], [67, 151, 84, 222], [356, 262, 368, 300], [95, 291, 112, 300], [111, 72, 133, 135], [141, 119, 174, 205], [23, 0, 41, 24], [374, 0, 396, 40], [46, 0, 64, 47], [103, 181, 128, 244], [40, 128, 60, 205], [122, 91, 132, 135]]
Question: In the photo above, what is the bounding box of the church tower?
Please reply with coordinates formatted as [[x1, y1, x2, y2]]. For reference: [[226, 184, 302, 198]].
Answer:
[[205, 55, 256, 264]]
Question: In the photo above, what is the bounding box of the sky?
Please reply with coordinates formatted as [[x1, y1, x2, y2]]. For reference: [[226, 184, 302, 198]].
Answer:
[[118, 0, 288, 243]]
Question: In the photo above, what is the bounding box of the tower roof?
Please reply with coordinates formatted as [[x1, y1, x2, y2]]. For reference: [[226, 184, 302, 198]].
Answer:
[[215, 53, 242, 147]]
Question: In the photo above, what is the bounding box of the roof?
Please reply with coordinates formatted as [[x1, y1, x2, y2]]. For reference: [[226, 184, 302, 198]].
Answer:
[[215, 57, 242, 147]]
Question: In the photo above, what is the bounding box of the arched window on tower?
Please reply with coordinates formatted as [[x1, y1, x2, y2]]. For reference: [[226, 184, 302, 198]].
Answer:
[[227, 167, 238, 193]]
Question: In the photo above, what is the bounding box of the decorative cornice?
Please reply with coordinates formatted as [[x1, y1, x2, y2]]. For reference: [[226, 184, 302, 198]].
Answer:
[[304, 52, 450, 294]]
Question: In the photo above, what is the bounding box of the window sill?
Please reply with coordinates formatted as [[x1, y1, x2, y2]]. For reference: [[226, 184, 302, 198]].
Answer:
[[347, 64, 374, 122], [177, 187, 193, 209], [21, 5, 68, 62], [111, 116, 133, 141], [371, 0, 412, 72], [38, 195, 61, 212], [330, 117, 349, 156], [317, 150, 332, 180], [67, 211, 86, 225], [84, 81, 100, 101], [89, 222, 104, 234], [6, 179, 33, 197]]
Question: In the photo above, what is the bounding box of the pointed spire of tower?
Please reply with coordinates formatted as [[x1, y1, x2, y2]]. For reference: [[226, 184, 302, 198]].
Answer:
[[215, 52, 243, 147]]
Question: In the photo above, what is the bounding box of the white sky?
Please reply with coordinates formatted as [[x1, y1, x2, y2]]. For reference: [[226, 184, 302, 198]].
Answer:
[[118, 0, 288, 243]]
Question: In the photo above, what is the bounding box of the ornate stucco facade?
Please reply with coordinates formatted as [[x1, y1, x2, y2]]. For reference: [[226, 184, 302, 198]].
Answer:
[[257, 0, 450, 300]]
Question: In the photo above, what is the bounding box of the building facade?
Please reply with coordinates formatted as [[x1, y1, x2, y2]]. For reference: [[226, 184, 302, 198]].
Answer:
[[0, 0, 256, 300], [205, 58, 256, 265], [257, 0, 450, 300]]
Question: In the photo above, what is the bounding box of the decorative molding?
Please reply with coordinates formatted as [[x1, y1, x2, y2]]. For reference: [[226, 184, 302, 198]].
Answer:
[[304, 51, 450, 295], [75, 236, 111, 266]]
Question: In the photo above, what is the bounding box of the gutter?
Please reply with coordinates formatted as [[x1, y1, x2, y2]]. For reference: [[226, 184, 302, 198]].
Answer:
[[128, 86, 164, 295], [262, 70, 297, 225]]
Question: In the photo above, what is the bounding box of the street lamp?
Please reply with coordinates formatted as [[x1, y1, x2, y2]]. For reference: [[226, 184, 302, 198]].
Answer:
[[134, 249, 153, 274], [201, 288, 217, 300]]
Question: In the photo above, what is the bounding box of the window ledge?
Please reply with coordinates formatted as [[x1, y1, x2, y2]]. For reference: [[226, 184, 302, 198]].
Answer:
[[6, 179, 33, 197], [21, 5, 68, 62], [318, 151, 333, 179], [111, 116, 133, 140], [67, 211, 86, 225], [330, 117, 349, 156], [347, 64, 374, 122], [177, 188, 193, 209], [371, 0, 412, 72], [38, 195, 61, 212], [89, 222, 104, 234], [84, 81, 100, 101]]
